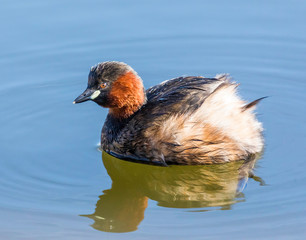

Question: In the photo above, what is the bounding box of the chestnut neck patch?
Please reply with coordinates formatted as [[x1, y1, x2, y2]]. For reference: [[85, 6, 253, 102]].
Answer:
[[108, 71, 146, 119]]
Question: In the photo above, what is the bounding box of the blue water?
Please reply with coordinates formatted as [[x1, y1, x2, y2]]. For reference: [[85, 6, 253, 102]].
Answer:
[[0, 0, 306, 239]]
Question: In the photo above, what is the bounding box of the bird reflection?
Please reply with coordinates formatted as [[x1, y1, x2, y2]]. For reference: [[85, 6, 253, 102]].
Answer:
[[81, 151, 262, 233]]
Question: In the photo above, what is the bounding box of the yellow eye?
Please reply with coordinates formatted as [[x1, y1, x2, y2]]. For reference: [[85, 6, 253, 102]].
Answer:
[[100, 82, 107, 88]]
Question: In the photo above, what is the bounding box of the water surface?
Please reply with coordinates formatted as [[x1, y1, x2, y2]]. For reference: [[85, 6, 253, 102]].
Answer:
[[0, 0, 306, 239]]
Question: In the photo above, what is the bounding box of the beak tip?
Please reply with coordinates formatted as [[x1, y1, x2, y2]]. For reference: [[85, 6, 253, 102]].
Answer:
[[73, 101, 76, 104]]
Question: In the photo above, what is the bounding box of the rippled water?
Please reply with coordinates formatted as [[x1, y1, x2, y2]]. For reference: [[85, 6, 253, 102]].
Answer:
[[1, 0, 306, 239]]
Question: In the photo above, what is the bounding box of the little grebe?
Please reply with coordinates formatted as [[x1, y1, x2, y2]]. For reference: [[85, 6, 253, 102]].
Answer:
[[74, 61, 264, 165]]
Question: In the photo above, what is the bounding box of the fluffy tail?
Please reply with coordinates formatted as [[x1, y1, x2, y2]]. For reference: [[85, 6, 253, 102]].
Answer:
[[242, 96, 267, 111]]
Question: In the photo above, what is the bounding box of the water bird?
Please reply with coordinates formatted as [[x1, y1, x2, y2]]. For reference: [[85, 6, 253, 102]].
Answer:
[[74, 61, 264, 166]]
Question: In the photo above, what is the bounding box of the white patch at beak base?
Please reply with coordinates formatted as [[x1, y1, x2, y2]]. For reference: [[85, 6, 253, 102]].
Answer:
[[90, 90, 101, 100]]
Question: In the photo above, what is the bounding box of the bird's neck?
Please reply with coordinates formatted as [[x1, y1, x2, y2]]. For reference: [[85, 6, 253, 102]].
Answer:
[[108, 71, 146, 119]]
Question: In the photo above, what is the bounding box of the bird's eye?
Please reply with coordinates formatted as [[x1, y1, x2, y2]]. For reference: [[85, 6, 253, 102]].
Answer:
[[100, 82, 107, 89]]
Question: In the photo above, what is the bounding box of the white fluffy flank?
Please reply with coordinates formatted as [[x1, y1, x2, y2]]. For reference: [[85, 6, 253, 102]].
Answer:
[[196, 83, 264, 153]]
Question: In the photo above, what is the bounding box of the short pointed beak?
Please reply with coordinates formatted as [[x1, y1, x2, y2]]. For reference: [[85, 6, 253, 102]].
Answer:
[[73, 88, 95, 104]]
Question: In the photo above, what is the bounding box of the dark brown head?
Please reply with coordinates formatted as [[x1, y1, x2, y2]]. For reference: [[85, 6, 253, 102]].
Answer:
[[74, 61, 146, 119]]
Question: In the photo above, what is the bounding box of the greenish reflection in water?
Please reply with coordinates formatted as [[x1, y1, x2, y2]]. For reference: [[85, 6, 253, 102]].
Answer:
[[82, 152, 261, 233]]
